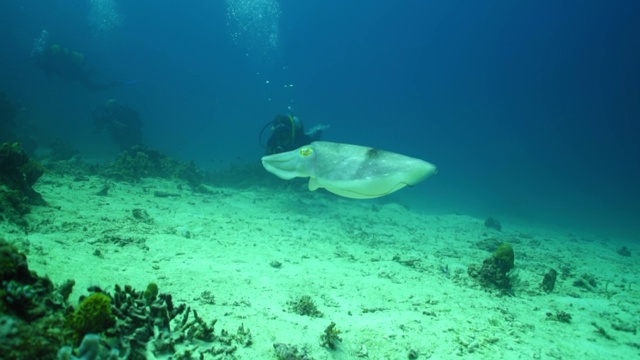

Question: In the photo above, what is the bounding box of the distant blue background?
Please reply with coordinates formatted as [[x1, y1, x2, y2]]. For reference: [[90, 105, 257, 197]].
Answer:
[[1, 1, 638, 236]]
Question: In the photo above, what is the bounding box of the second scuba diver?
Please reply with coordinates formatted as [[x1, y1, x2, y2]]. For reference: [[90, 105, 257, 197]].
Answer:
[[32, 31, 122, 92], [261, 114, 329, 155]]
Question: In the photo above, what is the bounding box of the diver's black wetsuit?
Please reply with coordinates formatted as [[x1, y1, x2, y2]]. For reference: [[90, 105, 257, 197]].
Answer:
[[265, 115, 321, 155]]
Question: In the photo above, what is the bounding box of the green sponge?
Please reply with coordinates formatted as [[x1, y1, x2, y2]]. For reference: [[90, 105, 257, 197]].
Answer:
[[143, 282, 159, 304], [494, 242, 515, 271], [66, 293, 115, 337]]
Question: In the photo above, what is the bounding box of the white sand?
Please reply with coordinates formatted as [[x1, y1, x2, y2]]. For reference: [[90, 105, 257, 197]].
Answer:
[[3, 172, 639, 359]]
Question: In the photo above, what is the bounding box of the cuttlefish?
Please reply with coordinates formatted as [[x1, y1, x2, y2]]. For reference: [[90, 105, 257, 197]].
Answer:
[[261, 141, 437, 199]]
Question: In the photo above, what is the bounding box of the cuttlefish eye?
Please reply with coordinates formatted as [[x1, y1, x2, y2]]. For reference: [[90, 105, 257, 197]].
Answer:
[[300, 147, 314, 156]]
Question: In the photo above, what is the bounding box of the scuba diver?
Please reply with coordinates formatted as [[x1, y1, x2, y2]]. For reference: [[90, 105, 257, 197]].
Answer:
[[260, 114, 329, 155], [32, 31, 122, 91], [92, 99, 143, 150]]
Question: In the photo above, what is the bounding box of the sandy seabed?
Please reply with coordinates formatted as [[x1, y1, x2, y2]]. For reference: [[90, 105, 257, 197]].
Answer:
[[2, 172, 638, 360]]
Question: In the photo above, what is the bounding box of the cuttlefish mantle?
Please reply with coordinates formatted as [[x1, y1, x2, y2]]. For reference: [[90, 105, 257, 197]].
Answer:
[[261, 141, 437, 199]]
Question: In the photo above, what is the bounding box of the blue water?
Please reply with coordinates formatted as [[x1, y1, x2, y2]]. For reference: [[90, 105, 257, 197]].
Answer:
[[1, 0, 638, 236]]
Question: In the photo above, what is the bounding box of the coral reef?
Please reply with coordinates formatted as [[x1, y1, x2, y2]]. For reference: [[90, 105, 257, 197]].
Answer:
[[101, 145, 204, 189], [104, 283, 252, 359], [101, 146, 156, 181], [0, 142, 47, 226], [0, 239, 70, 320], [468, 242, 515, 293], [0, 239, 75, 359]]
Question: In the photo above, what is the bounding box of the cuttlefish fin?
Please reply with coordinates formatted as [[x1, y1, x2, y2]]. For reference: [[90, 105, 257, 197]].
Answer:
[[308, 177, 320, 191]]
